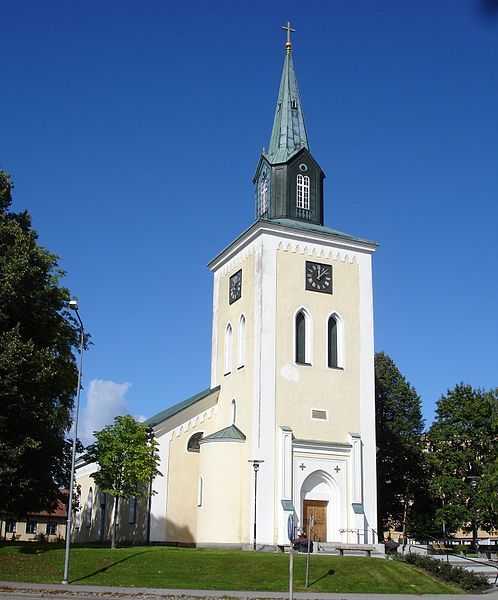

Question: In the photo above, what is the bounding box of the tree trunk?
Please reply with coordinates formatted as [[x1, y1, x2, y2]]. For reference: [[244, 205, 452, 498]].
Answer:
[[110, 496, 119, 549]]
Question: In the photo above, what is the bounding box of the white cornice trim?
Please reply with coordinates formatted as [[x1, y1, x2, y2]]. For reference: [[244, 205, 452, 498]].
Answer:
[[209, 221, 377, 272], [293, 438, 352, 455]]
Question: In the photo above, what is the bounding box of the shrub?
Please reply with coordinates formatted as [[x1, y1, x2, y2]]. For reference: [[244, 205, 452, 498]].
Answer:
[[402, 552, 490, 592]]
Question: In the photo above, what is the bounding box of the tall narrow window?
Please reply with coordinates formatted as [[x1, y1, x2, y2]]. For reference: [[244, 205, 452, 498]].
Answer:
[[86, 487, 93, 527], [296, 174, 310, 210], [237, 314, 246, 368], [328, 315, 338, 368], [231, 399, 237, 425], [295, 308, 312, 365], [128, 495, 137, 524], [198, 476, 204, 507], [327, 313, 343, 369], [260, 177, 268, 215], [224, 323, 232, 374]]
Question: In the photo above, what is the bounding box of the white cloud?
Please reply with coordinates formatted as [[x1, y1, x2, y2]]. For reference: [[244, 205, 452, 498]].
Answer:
[[78, 379, 132, 447]]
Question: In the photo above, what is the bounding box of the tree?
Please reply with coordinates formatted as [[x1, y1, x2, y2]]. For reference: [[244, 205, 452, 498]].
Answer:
[[0, 170, 83, 518], [375, 352, 428, 543], [83, 415, 161, 548], [427, 384, 497, 542]]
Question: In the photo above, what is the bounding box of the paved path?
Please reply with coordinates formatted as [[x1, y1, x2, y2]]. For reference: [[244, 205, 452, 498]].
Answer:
[[426, 554, 498, 585], [0, 582, 497, 600]]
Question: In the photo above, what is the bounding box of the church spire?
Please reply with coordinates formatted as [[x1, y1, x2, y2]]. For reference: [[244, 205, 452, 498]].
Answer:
[[267, 22, 309, 165], [253, 23, 324, 226]]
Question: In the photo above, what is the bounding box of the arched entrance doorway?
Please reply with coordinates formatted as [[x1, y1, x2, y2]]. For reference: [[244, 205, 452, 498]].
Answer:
[[300, 470, 337, 543]]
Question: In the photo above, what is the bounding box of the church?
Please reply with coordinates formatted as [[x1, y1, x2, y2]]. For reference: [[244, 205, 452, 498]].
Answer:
[[74, 26, 380, 551]]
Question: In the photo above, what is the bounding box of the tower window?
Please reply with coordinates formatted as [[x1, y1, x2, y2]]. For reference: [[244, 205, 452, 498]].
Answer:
[[224, 323, 232, 375], [296, 174, 310, 210], [237, 314, 246, 368], [327, 313, 344, 369], [295, 309, 312, 365], [260, 177, 268, 215], [291, 98, 298, 109], [231, 399, 237, 425]]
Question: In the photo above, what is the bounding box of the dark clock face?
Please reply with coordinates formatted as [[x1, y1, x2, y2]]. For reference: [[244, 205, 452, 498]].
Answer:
[[305, 261, 332, 294], [229, 269, 242, 304]]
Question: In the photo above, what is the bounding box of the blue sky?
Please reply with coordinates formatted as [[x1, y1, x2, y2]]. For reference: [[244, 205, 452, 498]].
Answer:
[[1, 1, 497, 441]]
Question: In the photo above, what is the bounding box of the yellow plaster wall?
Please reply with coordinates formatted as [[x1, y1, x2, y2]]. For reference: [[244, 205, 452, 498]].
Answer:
[[197, 440, 248, 544], [165, 421, 214, 543], [275, 248, 361, 442], [215, 253, 255, 439]]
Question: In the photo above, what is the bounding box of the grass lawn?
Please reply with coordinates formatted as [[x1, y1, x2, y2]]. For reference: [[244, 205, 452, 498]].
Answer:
[[0, 543, 460, 594]]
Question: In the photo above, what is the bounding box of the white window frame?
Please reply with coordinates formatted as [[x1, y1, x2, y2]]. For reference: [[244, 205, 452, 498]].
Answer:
[[237, 314, 246, 368], [26, 519, 38, 534], [198, 476, 204, 507], [296, 174, 310, 210], [260, 177, 268, 214], [294, 306, 313, 366], [86, 487, 93, 527], [186, 431, 204, 453], [128, 495, 137, 524], [224, 323, 233, 375], [46, 521, 58, 536], [325, 311, 345, 369], [6, 520, 16, 533]]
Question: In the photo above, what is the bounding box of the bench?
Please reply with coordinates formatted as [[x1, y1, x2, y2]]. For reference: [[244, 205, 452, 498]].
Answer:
[[336, 545, 374, 557], [429, 542, 452, 555]]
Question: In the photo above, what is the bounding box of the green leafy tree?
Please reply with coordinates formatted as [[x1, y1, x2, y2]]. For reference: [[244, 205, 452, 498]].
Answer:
[[0, 170, 83, 518], [83, 415, 161, 548], [375, 352, 428, 543], [427, 384, 497, 539]]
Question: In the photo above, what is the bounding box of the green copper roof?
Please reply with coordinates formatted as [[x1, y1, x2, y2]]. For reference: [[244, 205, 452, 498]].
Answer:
[[144, 386, 219, 427], [267, 49, 309, 164], [200, 424, 246, 443], [263, 218, 378, 246]]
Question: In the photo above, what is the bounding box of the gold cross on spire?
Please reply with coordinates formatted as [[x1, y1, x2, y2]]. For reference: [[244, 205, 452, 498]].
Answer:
[[282, 21, 295, 54]]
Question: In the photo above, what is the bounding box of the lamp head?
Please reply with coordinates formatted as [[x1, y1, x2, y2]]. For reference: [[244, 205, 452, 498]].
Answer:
[[69, 300, 79, 311]]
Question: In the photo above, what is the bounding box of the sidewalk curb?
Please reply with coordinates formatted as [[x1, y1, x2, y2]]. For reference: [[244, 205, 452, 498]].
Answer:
[[0, 582, 497, 600]]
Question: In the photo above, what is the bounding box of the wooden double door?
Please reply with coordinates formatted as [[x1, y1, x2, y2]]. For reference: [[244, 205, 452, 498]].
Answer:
[[303, 499, 328, 542]]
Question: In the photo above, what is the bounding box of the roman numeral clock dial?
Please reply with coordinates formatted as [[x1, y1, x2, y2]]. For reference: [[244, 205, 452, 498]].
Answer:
[[305, 261, 332, 294], [229, 269, 242, 304]]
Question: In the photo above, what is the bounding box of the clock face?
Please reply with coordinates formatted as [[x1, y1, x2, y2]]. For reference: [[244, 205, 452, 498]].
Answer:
[[305, 261, 332, 294], [229, 269, 242, 304]]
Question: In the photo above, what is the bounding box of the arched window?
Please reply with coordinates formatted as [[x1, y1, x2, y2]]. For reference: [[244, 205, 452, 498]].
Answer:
[[327, 313, 344, 369], [231, 399, 237, 425], [198, 476, 204, 507], [260, 177, 268, 215], [86, 487, 93, 527], [128, 495, 137, 524], [296, 174, 310, 210], [187, 431, 204, 453], [295, 309, 312, 365], [224, 323, 232, 375], [237, 314, 246, 368]]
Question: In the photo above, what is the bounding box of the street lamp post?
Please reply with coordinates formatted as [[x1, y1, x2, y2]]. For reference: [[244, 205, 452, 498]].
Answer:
[[468, 475, 480, 552], [248, 460, 264, 551], [62, 300, 84, 585], [146, 426, 155, 545]]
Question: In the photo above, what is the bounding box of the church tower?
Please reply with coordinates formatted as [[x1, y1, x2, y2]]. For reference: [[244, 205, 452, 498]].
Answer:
[[72, 25, 380, 551], [205, 24, 379, 548]]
